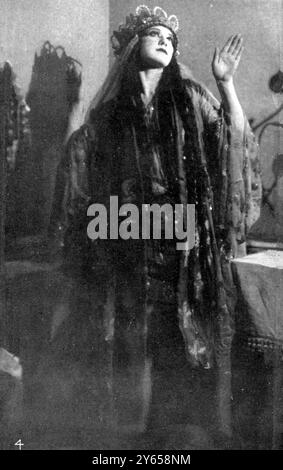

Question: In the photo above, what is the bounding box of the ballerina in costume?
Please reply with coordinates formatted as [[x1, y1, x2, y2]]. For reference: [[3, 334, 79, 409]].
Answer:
[[50, 5, 257, 440]]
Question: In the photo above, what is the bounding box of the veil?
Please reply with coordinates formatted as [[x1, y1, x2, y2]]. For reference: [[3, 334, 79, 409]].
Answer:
[[84, 35, 139, 122], [84, 37, 219, 122]]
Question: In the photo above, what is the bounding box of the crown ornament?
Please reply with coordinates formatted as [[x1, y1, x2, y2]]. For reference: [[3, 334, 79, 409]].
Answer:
[[112, 5, 179, 56]]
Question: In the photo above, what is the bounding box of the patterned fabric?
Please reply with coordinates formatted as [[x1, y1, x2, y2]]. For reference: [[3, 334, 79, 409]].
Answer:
[[49, 78, 257, 370]]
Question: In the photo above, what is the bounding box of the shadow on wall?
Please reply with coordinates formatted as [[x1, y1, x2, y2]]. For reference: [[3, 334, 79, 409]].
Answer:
[[248, 69, 283, 245], [25, 41, 82, 235], [249, 152, 283, 244]]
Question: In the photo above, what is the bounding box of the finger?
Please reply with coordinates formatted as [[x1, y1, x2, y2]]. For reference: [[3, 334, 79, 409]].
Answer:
[[222, 35, 234, 53], [229, 35, 243, 55], [228, 34, 242, 54], [235, 45, 244, 62], [213, 47, 220, 63]]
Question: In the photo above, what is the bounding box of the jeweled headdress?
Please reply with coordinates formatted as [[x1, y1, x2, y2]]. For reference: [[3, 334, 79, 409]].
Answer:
[[112, 5, 179, 56], [85, 5, 182, 119]]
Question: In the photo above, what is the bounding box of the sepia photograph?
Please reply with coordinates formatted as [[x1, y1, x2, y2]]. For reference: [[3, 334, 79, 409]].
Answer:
[[0, 0, 283, 453]]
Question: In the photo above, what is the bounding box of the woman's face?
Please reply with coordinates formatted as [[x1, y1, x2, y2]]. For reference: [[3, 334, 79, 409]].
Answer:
[[139, 25, 175, 69]]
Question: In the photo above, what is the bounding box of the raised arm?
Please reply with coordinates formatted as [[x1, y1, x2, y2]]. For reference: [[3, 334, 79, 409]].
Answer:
[[212, 34, 245, 134]]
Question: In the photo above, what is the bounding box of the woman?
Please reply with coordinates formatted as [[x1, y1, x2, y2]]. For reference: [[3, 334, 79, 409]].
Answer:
[[49, 5, 256, 440]]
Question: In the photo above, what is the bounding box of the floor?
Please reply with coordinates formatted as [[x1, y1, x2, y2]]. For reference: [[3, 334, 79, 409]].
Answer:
[[1, 248, 281, 450]]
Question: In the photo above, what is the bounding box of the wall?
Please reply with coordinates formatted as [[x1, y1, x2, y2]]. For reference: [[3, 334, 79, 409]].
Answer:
[[0, 0, 109, 234], [0, 0, 109, 131]]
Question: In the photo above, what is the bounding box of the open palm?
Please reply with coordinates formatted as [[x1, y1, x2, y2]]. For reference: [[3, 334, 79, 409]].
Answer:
[[212, 34, 243, 82]]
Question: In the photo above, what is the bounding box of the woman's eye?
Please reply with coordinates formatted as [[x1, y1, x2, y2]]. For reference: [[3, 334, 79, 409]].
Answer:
[[167, 36, 173, 43], [149, 31, 159, 37]]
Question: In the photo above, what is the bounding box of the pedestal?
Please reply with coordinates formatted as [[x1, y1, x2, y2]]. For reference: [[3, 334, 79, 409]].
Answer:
[[232, 250, 283, 449]]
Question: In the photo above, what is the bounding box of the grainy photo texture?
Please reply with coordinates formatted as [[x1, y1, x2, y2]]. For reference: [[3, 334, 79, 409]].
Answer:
[[0, 0, 283, 451]]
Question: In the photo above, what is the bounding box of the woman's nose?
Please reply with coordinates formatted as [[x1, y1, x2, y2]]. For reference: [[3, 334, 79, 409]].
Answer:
[[158, 35, 167, 46]]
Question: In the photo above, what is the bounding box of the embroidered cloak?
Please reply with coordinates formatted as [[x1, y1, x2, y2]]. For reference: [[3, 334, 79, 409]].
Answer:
[[49, 77, 257, 427]]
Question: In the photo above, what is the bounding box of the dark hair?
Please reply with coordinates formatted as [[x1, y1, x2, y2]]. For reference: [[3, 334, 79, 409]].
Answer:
[[117, 48, 192, 159], [119, 40, 184, 102]]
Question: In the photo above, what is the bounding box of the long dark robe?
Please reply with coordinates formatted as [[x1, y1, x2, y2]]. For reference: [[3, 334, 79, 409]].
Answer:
[[49, 78, 257, 432]]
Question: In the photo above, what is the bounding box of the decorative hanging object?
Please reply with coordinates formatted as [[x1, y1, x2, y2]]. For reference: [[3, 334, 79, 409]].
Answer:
[[269, 70, 283, 94]]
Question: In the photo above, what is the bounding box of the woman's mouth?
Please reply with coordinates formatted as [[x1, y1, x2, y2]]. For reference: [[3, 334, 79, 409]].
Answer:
[[156, 48, 167, 55]]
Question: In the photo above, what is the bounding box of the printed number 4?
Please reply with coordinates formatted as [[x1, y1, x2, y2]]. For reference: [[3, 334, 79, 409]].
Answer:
[[14, 439, 24, 450]]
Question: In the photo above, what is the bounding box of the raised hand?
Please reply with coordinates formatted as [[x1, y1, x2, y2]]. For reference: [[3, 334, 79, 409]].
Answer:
[[212, 34, 243, 83]]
